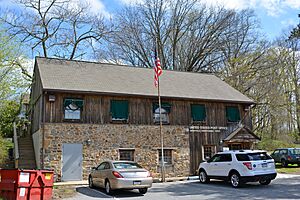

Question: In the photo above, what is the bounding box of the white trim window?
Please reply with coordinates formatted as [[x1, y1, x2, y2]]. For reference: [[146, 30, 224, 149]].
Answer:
[[64, 99, 83, 120], [203, 145, 216, 160], [158, 149, 173, 165], [119, 149, 135, 161]]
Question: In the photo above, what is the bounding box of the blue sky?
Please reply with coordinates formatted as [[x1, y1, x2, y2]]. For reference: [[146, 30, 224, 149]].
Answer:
[[102, 0, 300, 40], [1, 0, 299, 40]]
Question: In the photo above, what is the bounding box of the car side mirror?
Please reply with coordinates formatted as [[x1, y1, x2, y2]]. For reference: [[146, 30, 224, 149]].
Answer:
[[92, 167, 97, 170]]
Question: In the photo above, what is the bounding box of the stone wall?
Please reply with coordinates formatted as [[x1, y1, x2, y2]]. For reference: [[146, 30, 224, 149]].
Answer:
[[41, 123, 190, 181]]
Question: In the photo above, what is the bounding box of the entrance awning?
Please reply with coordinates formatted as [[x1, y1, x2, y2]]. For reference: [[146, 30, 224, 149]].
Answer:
[[223, 125, 260, 143]]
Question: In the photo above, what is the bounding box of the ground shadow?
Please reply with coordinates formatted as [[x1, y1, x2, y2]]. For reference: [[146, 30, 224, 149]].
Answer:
[[149, 178, 300, 200], [76, 187, 110, 198], [76, 186, 145, 199]]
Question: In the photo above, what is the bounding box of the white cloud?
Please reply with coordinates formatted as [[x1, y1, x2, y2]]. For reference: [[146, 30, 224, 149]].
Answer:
[[118, 0, 144, 5], [198, 0, 300, 17], [69, 0, 112, 18], [200, 0, 257, 10], [259, 0, 283, 17], [281, 18, 298, 26], [0, 0, 112, 18], [284, 0, 300, 9]]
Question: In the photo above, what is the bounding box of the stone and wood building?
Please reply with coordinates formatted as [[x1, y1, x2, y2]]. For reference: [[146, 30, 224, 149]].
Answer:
[[29, 57, 259, 181]]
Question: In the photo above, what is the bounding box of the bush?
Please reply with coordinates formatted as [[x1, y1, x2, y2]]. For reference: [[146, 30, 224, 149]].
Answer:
[[0, 135, 13, 165], [257, 138, 296, 151]]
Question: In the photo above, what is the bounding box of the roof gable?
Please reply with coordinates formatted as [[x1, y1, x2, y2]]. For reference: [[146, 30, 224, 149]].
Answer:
[[35, 57, 254, 104], [223, 125, 260, 142]]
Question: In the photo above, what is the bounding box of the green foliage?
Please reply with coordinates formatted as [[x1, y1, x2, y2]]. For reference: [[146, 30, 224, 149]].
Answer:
[[0, 135, 12, 164], [0, 100, 20, 138], [0, 28, 30, 101], [257, 138, 296, 151], [0, 25, 30, 139]]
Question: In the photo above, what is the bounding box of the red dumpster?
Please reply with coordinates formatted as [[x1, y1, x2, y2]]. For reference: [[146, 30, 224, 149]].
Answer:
[[0, 169, 54, 200]]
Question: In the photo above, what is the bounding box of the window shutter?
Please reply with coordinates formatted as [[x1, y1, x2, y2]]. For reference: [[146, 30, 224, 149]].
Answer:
[[226, 106, 240, 122], [191, 104, 206, 121], [111, 100, 129, 119]]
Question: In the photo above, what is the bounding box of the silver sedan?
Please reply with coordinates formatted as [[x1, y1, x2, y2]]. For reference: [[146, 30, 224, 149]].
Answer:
[[88, 160, 153, 194]]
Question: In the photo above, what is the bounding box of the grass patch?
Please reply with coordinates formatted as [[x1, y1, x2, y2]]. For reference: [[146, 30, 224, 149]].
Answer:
[[52, 185, 77, 199], [275, 164, 300, 174]]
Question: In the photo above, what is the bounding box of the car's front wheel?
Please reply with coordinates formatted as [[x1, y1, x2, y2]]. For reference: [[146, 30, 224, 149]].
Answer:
[[105, 180, 112, 195], [259, 179, 271, 185], [199, 170, 210, 183], [139, 188, 148, 194], [230, 172, 242, 188]]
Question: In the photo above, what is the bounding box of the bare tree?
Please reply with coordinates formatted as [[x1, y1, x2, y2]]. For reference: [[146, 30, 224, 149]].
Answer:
[[104, 0, 261, 74], [1, 0, 111, 60]]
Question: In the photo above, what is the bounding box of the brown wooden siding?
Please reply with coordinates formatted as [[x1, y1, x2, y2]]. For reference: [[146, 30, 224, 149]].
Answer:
[[43, 92, 251, 127], [189, 131, 222, 175], [30, 65, 43, 133]]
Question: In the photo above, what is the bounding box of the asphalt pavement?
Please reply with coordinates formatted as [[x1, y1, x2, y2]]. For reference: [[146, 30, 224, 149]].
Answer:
[[63, 174, 300, 200]]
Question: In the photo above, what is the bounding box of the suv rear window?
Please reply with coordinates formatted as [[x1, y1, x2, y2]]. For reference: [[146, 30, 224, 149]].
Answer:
[[290, 149, 300, 154], [236, 152, 272, 161]]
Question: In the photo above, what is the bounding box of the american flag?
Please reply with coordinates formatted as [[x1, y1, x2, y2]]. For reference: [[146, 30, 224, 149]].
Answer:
[[154, 49, 163, 87]]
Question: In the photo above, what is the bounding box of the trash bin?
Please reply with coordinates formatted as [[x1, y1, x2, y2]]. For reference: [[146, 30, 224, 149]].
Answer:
[[0, 169, 54, 200]]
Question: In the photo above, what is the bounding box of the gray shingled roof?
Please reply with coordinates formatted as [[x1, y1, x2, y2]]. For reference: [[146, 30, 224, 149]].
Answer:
[[36, 57, 254, 104]]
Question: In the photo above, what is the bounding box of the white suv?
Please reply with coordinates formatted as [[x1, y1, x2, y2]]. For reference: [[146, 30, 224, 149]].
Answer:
[[198, 150, 277, 188]]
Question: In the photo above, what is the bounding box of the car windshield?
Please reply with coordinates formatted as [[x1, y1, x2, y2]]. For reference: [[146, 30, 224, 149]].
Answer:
[[236, 152, 272, 161], [290, 149, 300, 154], [113, 162, 142, 169]]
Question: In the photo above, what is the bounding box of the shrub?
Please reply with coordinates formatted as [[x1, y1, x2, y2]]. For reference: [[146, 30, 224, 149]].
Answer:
[[0, 135, 13, 165], [257, 138, 296, 151]]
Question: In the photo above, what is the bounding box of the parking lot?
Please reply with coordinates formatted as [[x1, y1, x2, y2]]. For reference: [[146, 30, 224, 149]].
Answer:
[[64, 174, 300, 200]]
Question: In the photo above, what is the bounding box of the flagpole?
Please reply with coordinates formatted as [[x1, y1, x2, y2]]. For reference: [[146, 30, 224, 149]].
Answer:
[[154, 37, 165, 182], [155, 36, 165, 182], [157, 78, 165, 182]]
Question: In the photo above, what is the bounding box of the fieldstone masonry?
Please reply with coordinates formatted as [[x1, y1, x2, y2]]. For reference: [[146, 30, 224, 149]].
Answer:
[[41, 123, 190, 181]]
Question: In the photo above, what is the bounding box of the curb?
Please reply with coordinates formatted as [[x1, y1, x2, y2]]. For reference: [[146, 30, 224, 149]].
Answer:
[[54, 176, 199, 186], [53, 173, 300, 186]]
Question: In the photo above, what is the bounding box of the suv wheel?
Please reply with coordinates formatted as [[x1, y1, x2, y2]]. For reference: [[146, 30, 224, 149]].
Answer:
[[199, 170, 210, 183], [281, 159, 288, 167], [230, 172, 242, 188], [259, 179, 271, 185]]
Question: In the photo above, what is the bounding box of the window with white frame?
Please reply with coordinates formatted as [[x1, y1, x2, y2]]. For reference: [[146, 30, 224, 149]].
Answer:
[[203, 145, 216, 160], [153, 102, 171, 124], [64, 99, 83, 120], [158, 149, 172, 165], [119, 149, 135, 161]]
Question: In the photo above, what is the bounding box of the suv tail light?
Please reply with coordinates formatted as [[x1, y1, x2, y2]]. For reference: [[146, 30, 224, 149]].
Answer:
[[287, 156, 292, 161], [243, 162, 253, 170], [112, 171, 123, 178]]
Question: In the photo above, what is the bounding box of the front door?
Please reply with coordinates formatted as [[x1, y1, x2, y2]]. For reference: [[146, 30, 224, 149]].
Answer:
[[62, 143, 83, 181]]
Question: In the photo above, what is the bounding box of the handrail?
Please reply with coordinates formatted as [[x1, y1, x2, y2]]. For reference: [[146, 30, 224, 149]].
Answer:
[[13, 122, 19, 168]]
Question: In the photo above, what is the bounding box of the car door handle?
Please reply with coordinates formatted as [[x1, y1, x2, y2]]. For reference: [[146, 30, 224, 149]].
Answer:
[[227, 164, 231, 165]]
